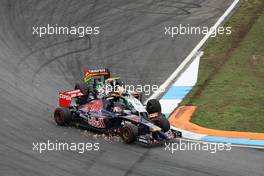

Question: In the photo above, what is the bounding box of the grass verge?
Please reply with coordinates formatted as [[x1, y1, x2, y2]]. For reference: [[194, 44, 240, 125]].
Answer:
[[180, 0, 264, 133]]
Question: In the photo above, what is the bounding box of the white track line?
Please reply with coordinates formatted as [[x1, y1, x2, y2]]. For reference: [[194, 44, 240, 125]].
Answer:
[[146, 0, 240, 103]]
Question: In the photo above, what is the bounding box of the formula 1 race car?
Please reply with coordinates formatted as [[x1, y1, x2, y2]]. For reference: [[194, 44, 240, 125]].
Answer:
[[73, 68, 142, 101], [54, 69, 182, 144], [55, 90, 182, 144]]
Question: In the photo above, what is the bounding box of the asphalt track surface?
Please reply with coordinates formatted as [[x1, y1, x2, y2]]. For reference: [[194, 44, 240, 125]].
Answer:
[[0, 1, 263, 176]]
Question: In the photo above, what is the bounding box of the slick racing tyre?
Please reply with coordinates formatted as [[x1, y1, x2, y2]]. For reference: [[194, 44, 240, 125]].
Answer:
[[146, 99, 161, 114], [54, 108, 72, 126], [74, 83, 89, 95], [120, 124, 138, 144], [151, 114, 170, 132]]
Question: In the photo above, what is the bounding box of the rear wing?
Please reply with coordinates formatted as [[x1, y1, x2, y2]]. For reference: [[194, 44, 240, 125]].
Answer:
[[83, 68, 110, 82], [59, 90, 83, 107]]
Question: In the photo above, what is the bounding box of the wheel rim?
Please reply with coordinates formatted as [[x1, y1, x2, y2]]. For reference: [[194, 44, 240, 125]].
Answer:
[[122, 128, 131, 141]]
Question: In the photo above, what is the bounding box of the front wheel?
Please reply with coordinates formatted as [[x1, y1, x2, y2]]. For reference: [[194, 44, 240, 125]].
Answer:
[[146, 99, 161, 114], [120, 124, 138, 144], [54, 108, 72, 126]]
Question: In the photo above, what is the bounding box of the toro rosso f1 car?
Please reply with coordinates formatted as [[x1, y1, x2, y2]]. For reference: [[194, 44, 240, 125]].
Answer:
[[54, 69, 182, 144]]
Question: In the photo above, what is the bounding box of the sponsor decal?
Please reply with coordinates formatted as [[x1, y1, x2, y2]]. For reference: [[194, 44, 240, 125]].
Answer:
[[83, 68, 110, 82], [138, 137, 149, 144], [88, 117, 106, 128], [165, 130, 176, 139], [84, 100, 103, 112], [59, 93, 71, 100]]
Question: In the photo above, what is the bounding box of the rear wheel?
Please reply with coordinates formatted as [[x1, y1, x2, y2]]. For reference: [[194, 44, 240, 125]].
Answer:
[[120, 124, 138, 144], [151, 114, 170, 132], [146, 99, 161, 114], [54, 108, 72, 126]]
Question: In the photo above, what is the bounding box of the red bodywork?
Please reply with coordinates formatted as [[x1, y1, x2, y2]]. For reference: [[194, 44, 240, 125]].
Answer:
[[83, 100, 103, 112], [59, 90, 83, 107]]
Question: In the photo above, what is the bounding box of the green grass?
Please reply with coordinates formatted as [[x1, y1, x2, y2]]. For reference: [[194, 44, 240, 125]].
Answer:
[[180, 0, 264, 133]]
